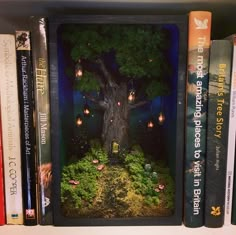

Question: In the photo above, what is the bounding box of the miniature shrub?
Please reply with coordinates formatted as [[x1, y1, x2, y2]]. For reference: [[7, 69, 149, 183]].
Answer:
[[61, 140, 108, 209]]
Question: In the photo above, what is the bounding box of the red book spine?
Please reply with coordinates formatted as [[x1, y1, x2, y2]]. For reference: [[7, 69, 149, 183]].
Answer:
[[0, 112, 5, 225]]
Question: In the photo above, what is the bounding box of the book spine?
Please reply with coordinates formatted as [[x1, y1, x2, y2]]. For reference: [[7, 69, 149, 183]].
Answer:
[[15, 31, 38, 225], [184, 11, 212, 227], [224, 35, 236, 225], [0, 111, 5, 225], [30, 17, 52, 225], [0, 34, 23, 225], [205, 39, 233, 228], [232, 146, 236, 225]]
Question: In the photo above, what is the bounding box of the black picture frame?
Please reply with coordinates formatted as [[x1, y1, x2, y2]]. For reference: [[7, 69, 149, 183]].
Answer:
[[49, 14, 187, 226]]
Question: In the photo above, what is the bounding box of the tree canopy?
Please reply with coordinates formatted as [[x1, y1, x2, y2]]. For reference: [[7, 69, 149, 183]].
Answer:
[[62, 24, 171, 99]]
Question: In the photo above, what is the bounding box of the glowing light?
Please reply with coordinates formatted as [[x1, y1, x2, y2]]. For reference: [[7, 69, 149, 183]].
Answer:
[[128, 89, 135, 103], [75, 62, 83, 79], [158, 112, 165, 125], [76, 69, 83, 77], [147, 120, 154, 128], [117, 101, 121, 106], [76, 115, 83, 126], [84, 108, 90, 115]]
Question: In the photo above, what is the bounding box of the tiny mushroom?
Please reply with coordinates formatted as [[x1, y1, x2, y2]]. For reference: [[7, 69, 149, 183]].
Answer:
[[97, 164, 105, 171], [154, 187, 160, 193], [69, 180, 80, 185], [92, 159, 99, 164], [158, 184, 165, 190]]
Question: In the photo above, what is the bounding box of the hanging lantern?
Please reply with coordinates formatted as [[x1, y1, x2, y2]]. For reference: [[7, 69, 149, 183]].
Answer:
[[83, 103, 90, 116], [76, 114, 83, 126], [128, 89, 136, 103], [75, 62, 83, 79], [147, 119, 154, 129], [158, 112, 165, 125]]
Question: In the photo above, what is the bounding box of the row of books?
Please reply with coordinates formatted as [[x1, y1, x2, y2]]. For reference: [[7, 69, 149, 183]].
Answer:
[[0, 11, 235, 227], [184, 11, 236, 228], [0, 17, 52, 225]]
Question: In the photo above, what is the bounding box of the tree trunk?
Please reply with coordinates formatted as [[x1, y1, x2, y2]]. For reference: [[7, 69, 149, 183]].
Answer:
[[102, 82, 129, 155]]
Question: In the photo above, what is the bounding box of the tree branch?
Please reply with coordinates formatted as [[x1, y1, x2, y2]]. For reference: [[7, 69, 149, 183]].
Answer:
[[83, 92, 108, 110], [128, 100, 149, 110], [96, 58, 119, 88]]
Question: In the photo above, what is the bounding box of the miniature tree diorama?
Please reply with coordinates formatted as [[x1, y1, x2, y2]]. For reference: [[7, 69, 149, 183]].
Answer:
[[58, 23, 179, 218]]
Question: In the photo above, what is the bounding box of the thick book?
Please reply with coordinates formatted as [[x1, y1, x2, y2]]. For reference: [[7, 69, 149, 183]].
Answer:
[[0, 112, 5, 225], [205, 39, 233, 228], [0, 34, 23, 225], [184, 11, 212, 227], [224, 34, 236, 225], [15, 30, 38, 225], [30, 17, 52, 225]]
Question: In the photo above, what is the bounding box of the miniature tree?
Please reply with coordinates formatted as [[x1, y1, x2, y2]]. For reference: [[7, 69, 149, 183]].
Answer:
[[62, 24, 171, 154]]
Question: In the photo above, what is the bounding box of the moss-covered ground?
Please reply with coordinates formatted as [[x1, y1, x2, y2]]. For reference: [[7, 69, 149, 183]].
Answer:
[[61, 141, 174, 218]]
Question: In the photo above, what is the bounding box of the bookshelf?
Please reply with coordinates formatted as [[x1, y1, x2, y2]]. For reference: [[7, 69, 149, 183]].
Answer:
[[0, 0, 236, 234]]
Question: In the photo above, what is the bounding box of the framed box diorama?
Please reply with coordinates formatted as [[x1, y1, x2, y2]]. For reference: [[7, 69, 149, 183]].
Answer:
[[49, 15, 187, 226]]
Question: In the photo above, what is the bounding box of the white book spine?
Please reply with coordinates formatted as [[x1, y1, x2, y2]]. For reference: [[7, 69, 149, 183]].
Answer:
[[0, 34, 23, 224], [224, 35, 236, 225]]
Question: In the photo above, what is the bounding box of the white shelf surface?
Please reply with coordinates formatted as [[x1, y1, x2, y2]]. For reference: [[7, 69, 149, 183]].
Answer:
[[0, 225, 236, 235]]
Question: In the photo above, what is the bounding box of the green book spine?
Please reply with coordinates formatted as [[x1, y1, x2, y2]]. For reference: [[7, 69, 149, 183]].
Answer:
[[30, 17, 52, 225], [184, 11, 212, 228], [205, 39, 233, 228]]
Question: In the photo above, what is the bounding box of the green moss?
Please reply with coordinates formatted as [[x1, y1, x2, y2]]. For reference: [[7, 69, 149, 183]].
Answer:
[[61, 143, 174, 217]]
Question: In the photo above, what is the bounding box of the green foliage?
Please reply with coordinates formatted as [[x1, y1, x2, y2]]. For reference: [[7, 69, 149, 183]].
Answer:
[[61, 142, 174, 216], [114, 25, 168, 79], [61, 140, 108, 209], [89, 139, 109, 164], [74, 70, 100, 92], [123, 145, 174, 207], [123, 145, 159, 205], [124, 145, 145, 165], [62, 24, 171, 96], [162, 174, 175, 209]]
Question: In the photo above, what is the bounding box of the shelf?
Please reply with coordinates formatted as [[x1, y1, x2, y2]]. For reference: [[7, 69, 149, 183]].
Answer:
[[0, 225, 235, 235], [0, 0, 236, 38]]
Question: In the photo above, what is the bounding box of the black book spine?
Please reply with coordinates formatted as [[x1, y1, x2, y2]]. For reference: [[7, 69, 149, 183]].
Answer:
[[15, 31, 37, 225], [30, 17, 52, 225], [205, 40, 233, 227]]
